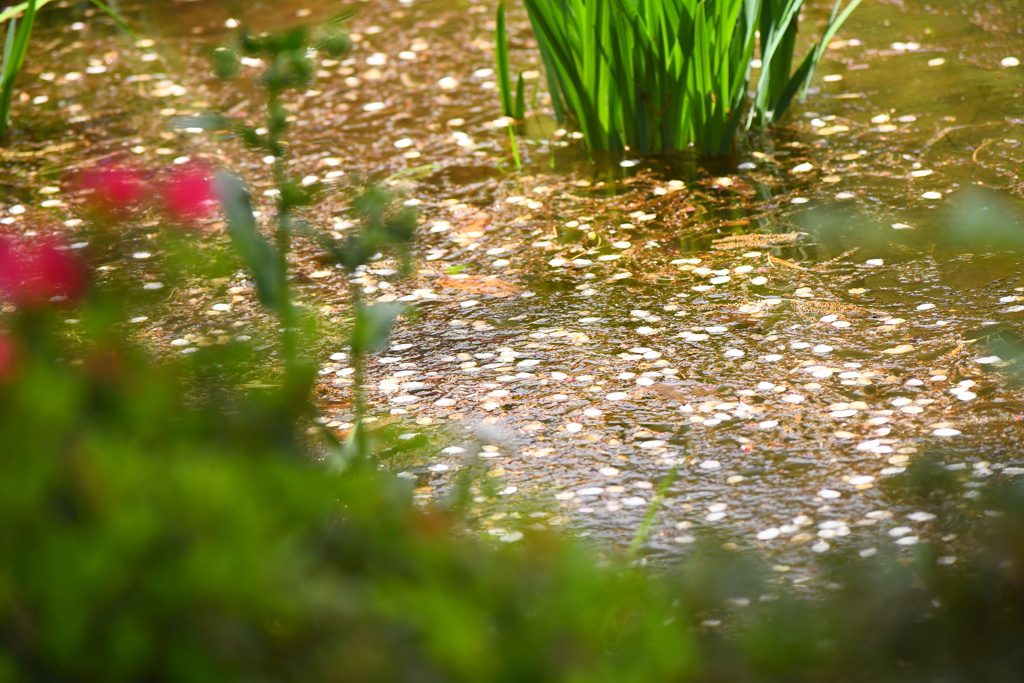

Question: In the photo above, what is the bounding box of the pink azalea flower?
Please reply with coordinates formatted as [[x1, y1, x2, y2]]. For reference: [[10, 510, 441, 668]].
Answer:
[[0, 233, 87, 307], [160, 163, 218, 224]]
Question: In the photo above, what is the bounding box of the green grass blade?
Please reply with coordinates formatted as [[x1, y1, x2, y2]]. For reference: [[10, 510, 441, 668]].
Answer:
[[524, 0, 600, 144], [0, 0, 54, 24], [798, 0, 863, 98], [1, 0, 132, 36], [534, 24, 566, 122], [0, 0, 37, 142], [513, 72, 525, 119], [506, 123, 521, 170], [5, 0, 35, 81], [627, 464, 680, 560], [2, 17, 19, 75], [85, 0, 136, 40], [495, 2, 515, 118], [750, 0, 804, 127], [769, 50, 815, 123], [516, 0, 860, 155]]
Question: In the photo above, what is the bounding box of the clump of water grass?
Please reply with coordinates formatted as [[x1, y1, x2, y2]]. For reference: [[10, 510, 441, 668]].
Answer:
[[1, 0, 132, 143], [502, 0, 860, 156]]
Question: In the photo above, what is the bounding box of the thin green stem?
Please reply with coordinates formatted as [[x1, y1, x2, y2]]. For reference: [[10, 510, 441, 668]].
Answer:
[[262, 87, 302, 380], [627, 461, 683, 561], [349, 287, 369, 459], [506, 124, 521, 171]]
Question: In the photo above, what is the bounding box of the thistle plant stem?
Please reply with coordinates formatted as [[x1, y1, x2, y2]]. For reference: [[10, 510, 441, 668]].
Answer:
[[265, 87, 301, 381]]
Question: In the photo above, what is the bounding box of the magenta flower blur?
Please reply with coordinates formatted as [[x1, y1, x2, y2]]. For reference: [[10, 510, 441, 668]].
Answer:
[[0, 233, 86, 307], [160, 163, 217, 223], [77, 164, 146, 217]]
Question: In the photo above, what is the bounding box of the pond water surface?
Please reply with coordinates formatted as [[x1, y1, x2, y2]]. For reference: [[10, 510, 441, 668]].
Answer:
[[3, 0, 1023, 576]]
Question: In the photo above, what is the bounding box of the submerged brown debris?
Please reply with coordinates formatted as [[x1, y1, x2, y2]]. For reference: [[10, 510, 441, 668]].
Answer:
[[435, 274, 523, 298], [789, 297, 886, 320], [711, 231, 807, 250]]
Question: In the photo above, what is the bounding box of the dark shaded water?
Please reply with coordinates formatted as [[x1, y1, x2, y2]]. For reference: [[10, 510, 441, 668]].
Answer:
[[2, 0, 1023, 573]]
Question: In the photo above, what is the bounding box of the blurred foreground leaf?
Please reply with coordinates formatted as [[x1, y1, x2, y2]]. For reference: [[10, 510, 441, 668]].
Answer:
[[350, 303, 404, 354], [946, 188, 1024, 251], [214, 171, 287, 315]]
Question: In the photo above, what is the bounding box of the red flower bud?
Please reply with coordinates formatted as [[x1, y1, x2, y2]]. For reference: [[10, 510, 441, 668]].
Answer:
[[76, 164, 146, 218], [160, 163, 218, 224], [0, 233, 87, 307]]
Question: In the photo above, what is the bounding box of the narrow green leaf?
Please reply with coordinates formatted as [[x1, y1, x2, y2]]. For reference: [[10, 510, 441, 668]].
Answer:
[[0, 0, 36, 141], [516, 0, 859, 155], [214, 171, 288, 315], [798, 0, 863, 99], [770, 50, 815, 124], [495, 2, 515, 118], [2, 16, 19, 78], [85, 0, 136, 38], [0, 0, 53, 24], [513, 72, 525, 120]]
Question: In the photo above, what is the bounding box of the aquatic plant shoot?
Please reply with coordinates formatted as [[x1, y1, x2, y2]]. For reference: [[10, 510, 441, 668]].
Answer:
[[510, 0, 861, 154]]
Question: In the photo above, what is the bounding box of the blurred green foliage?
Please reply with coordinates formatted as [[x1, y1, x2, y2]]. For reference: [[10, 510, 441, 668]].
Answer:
[[946, 187, 1024, 252], [1, 303, 1023, 681], [0, 303, 704, 682]]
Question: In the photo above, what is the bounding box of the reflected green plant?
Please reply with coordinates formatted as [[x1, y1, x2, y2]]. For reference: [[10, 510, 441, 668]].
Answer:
[[947, 187, 1024, 251]]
